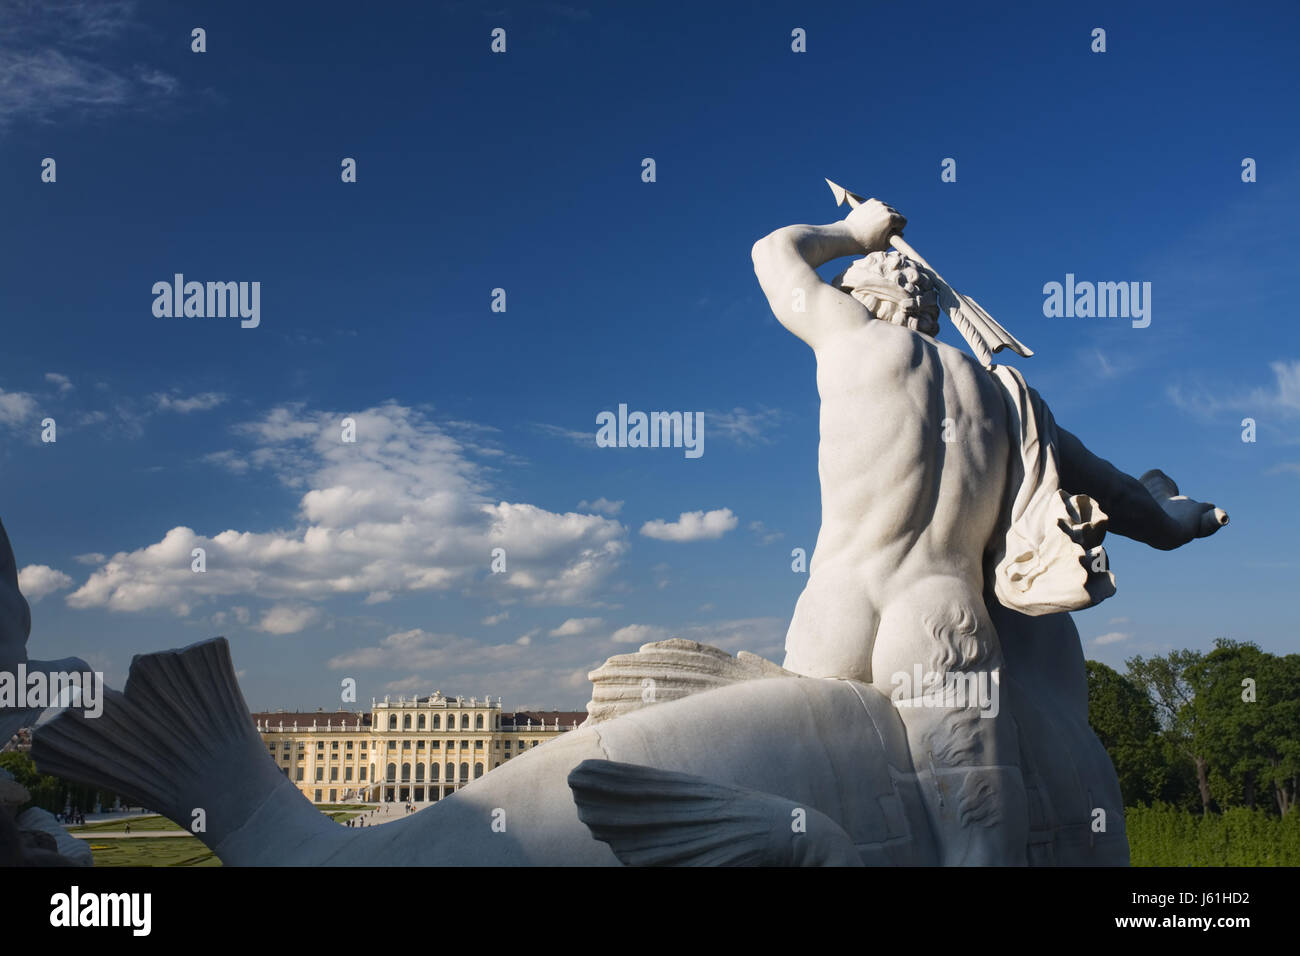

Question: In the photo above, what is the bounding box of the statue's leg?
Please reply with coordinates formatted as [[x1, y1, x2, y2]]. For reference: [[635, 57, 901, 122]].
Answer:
[[872, 576, 1029, 865]]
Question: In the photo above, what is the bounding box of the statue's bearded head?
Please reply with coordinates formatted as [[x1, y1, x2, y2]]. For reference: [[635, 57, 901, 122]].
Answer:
[[833, 250, 941, 337]]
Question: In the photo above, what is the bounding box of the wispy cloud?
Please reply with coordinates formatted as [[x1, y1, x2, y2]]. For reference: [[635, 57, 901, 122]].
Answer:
[[0, 1, 180, 126], [1168, 359, 1300, 421], [44, 372, 74, 393], [153, 391, 228, 414], [1091, 631, 1131, 646], [703, 407, 785, 446]]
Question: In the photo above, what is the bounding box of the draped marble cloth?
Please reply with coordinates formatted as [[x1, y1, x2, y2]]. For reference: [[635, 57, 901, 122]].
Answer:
[[988, 364, 1117, 615]]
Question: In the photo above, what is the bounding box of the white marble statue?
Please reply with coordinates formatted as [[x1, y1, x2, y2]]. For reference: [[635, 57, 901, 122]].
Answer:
[[750, 188, 1227, 863], [21, 191, 1228, 866]]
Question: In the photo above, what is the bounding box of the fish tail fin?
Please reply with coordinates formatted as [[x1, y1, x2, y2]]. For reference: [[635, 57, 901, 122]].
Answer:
[[32, 637, 332, 863], [568, 759, 862, 866]]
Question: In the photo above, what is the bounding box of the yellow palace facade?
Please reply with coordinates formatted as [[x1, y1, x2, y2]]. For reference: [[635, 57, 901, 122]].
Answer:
[[253, 693, 586, 804]]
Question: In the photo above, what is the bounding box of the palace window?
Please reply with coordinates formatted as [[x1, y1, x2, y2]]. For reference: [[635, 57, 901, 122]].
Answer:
[[330, 768, 338, 781], [432, 715, 441, 729], [361, 766, 368, 781], [474, 741, 483, 750], [431, 764, 440, 781], [475, 714, 484, 730], [315, 768, 323, 781], [459, 762, 469, 781], [386, 762, 396, 782], [418, 714, 426, 730], [403, 715, 411, 730], [415, 764, 424, 782], [401, 763, 411, 782], [445, 763, 454, 781], [389, 715, 397, 730], [474, 763, 484, 779], [345, 767, 353, 781], [296, 769, 304, 781], [332, 741, 339, 750], [460, 714, 470, 730], [432, 741, 440, 749]]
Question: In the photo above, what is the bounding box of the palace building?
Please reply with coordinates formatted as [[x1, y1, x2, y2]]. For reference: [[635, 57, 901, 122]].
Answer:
[[253, 694, 586, 804]]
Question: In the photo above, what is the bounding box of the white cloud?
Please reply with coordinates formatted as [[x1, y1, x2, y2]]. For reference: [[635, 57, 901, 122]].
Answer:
[[1092, 631, 1131, 646], [604, 617, 786, 661], [17, 565, 74, 603], [74, 552, 106, 566], [748, 520, 784, 544], [0, 388, 38, 428], [44, 372, 73, 393], [203, 450, 250, 474], [66, 402, 628, 616], [640, 508, 738, 542], [549, 617, 602, 637], [328, 627, 525, 673], [481, 612, 510, 626], [610, 624, 672, 645], [154, 391, 228, 414], [256, 605, 319, 635], [577, 498, 623, 515]]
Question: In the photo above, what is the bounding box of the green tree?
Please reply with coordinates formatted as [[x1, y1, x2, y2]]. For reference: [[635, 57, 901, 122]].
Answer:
[[1126, 649, 1214, 814], [1085, 660, 1164, 805]]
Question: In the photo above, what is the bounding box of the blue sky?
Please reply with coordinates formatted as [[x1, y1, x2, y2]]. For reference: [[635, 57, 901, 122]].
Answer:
[[1, 0, 1297, 711]]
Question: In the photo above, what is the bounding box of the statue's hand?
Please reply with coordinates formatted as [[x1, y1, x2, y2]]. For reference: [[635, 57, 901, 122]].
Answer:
[[844, 199, 906, 253], [1141, 469, 1229, 548]]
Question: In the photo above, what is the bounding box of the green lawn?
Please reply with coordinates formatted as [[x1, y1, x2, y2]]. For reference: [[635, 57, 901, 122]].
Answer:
[[85, 837, 220, 867], [77, 806, 362, 865], [70, 815, 182, 833]]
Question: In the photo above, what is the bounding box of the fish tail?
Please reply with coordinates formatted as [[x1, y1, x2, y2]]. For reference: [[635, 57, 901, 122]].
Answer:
[[32, 637, 337, 864]]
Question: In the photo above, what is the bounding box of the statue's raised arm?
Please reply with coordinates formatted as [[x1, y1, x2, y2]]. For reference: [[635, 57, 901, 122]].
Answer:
[[751, 198, 908, 349]]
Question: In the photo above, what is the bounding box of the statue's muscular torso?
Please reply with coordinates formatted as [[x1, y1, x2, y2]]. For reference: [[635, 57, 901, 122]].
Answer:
[[783, 319, 1012, 690]]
